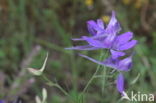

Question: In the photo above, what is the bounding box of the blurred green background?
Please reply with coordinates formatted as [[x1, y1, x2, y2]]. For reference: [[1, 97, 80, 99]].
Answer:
[[0, 0, 156, 103]]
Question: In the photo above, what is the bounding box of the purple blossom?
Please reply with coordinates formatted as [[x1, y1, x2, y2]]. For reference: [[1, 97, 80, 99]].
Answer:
[[79, 50, 132, 71], [0, 100, 5, 103], [73, 11, 120, 39], [66, 11, 137, 96], [65, 45, 101, 50], [66, 11, 122, 50], [112, 32, 137, 51], [86, 11, 121, 36], [110, 50, 125, 59], [87, 19, 104, 36], [79, 31, 137, 51], [116, 73, 125, 95], [66, 12, 137, 51]]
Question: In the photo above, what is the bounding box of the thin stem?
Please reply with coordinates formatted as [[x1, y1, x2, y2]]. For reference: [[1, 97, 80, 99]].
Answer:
[[82, 50, 107, 93], [70, 53, 78, 90], [101, 66, 107, 95], [42, 74, 54, 85], [54, 84, 69, 97], [42, 74, 70, 97], [101, 50, 109, 95]]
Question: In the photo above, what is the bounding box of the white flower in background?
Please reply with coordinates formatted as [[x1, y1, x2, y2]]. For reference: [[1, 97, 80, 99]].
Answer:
[[27, 53, 48, 76]]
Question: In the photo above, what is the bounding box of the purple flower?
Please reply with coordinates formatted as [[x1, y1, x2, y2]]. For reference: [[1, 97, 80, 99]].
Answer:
[[65, 45, 101, 50], [87, 19, 104, 36], [66, 11, 137, 96], [87, 11, 121, 36], [73, 11, 120, 39], [80, 31, 137, 51], [116, 73, 125, 95], [79, 50, 132, 71], [0, 100, 5, 103], [110, 50, 125, 59], [66, 11, 121, 50], [66, 12, 137, 51], [112, 32, 137, 51]]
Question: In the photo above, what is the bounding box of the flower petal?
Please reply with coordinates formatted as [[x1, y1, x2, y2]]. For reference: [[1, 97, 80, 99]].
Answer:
[[118, 40, 137, 50], [79, 54, 105, 65], [72, 38, 85, 41], [80, 54, 118, 70], [116, 73, 125, 94], [87, 19, 105, 36], [107, 11, 117, 29], [106, 11, 121, 34], [103, 34, 116, 48], [107, 22, 121, 34], [118, 56, 132, 71], [110, 50, 125, 59], [87, 20, 98, 35], [97, 19, 104, 29], [115, 32, 133, 45], [65, 45, 100, 50], [72, 32, 107, 42], [82, 36, 107, 48], [103, 57, 118, 69]]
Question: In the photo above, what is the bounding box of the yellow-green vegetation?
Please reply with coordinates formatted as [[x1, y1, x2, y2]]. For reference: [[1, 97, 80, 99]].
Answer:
[[0, 0, 156, 103]]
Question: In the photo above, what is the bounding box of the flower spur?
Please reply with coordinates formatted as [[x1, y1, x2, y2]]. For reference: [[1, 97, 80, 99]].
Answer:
[[79, 50, 133, 72]]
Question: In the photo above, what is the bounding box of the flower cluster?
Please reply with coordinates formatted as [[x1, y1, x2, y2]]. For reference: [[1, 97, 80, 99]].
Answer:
[[66, 11, 137, 96]]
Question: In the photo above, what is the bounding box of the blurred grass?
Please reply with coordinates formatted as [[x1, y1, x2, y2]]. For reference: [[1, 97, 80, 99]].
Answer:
[[0, 0, 156, 103]]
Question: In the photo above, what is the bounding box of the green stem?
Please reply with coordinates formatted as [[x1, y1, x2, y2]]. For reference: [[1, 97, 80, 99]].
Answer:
[[42, 74, 70, 97], [54, 84, 69, 97], [101, 50, 109, 95], [70, 53, 78, 90], [101, 66, 107, 95], [82, 50, 107, 93]]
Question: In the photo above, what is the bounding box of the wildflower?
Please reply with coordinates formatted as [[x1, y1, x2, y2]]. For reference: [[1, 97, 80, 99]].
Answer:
[[80, 31, 137, 51], [112, 32, 137, 51], [76, 11, 120, 38], [66, 11, 137, 96], [27, 53, 48, 76], [71, 31, 137, 51], [79, 50, 132, 71], [66, 11, 121, 50], [66, 10, 137, 72]]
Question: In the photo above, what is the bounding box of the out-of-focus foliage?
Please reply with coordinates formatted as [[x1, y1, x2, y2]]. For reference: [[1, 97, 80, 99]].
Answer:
[[0, 0, 156, 103]]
